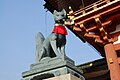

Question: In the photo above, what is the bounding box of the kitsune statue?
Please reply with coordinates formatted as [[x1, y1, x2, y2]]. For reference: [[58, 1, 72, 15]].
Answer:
[[36, 9, 68, 63]]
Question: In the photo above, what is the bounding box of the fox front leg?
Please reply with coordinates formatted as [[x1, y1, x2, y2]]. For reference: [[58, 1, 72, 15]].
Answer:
[[59, 45, 66, 61], [59, 45, 66, 56], [50, 34, 60, 57]]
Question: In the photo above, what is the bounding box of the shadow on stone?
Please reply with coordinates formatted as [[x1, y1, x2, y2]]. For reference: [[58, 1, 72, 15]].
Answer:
[[31, 73, 54, 80]]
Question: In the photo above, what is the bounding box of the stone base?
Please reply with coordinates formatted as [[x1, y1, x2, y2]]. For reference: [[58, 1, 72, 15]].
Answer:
[[22, 56, 84, 80], [43, 74, 83, 80]]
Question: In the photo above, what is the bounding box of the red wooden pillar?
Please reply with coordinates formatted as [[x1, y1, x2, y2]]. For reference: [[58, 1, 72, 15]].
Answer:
[[104, 43, 120, 80]]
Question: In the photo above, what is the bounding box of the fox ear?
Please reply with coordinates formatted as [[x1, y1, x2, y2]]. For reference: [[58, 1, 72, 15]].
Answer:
[[62, 9, 66, 16], [53, 10, 58, 14]]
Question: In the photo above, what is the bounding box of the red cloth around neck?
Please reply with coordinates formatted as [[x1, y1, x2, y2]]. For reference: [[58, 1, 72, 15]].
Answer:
[[52, 25, 68, 35]]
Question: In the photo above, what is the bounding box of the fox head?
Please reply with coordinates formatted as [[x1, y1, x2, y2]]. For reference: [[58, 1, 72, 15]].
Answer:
[[53, 9, 66, 23]]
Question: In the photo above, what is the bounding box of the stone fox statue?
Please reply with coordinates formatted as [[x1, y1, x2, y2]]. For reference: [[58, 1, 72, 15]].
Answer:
[[36, 9, 67, 63]]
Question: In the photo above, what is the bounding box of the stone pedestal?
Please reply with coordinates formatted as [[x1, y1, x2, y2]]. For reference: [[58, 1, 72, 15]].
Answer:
[[22, 56, 85, 80], [43, 74, 82, 80]]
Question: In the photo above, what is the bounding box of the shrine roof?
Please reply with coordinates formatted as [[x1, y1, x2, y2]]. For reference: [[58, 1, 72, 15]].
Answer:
[[77, 58, 110, 80], [44, 0, 98, 13], [43, 0, 120, 56]]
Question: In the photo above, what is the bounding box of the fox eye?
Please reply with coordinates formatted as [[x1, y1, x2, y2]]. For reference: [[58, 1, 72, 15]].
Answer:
[[61, 14, 64, 16], [56, 15, 59, 16]]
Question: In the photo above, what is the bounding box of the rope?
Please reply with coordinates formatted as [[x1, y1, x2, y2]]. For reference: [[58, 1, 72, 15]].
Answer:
[[45, 11, 47, 36], [82, 0, 85, 8]]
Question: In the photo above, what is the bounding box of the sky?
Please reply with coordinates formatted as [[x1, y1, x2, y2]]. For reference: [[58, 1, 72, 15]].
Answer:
[[0, 0, 102, 80]]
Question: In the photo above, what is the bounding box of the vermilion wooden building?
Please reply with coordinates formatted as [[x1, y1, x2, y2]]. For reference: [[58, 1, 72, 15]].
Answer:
[[44, 0, 120, 80]]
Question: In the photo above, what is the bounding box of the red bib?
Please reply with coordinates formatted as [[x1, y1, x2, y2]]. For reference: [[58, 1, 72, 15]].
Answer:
[[52, 25, 68, 35]]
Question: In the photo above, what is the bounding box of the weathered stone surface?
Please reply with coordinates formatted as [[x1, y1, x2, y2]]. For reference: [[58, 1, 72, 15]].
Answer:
[[31, 56, 74, 70], [22, 56, 84, 80]]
